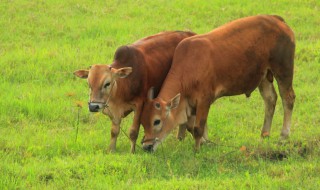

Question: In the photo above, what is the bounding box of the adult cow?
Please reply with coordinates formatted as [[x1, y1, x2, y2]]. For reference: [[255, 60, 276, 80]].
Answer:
[[141, 15, 296, 152], [74, 31, 195, 153]]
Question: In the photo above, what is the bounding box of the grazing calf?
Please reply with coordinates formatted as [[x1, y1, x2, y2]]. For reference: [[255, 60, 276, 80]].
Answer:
[[74, 31, 195, 153], [140, 15, 296, 152]]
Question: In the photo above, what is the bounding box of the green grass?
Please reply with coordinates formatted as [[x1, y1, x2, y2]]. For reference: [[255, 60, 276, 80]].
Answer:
[[1, 0, 320, 189]]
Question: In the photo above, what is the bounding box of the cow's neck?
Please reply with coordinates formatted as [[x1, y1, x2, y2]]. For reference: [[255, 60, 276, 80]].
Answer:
[[156, 70, 190, 125], [108, 81, 135, 105], [158, 71, 183, 102], [103, 84, 135, 121], [111, 52, 143, 102]]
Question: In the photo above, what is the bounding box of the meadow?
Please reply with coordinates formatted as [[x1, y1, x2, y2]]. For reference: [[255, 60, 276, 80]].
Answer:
[[1, 0, 320, 189]]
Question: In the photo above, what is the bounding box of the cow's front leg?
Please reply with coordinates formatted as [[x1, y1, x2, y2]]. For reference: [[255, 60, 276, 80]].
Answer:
[[109, 119, 121, 153], [194, 101, 210, 151], [199, 123, 208, 144], [177, 124, 187, 141], [129, 101, 143, 153], [179, 116, 195, 140], [184, 115, 208, 144]]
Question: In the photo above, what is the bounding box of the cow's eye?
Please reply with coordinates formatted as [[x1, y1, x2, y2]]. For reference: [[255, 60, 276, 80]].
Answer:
[[104, 82, 110, 88], [153, 119, 161, 126], [155, 102, 161, 110]]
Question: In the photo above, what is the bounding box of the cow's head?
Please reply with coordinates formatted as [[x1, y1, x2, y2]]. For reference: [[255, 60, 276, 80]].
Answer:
[[73, 64, 132, 112], [141, 88, 180, 152]]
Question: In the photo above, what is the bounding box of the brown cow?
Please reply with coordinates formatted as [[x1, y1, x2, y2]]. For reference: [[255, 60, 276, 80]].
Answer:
[[141, 15, 296, 152], [74, 31, 195, 153]]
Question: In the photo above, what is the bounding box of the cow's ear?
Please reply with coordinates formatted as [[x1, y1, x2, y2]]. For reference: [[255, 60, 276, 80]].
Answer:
[[74, 70, 89, 79], [111, 67, 132, 78], [167, 93, 180, 110], [148, 87, 155, 101]]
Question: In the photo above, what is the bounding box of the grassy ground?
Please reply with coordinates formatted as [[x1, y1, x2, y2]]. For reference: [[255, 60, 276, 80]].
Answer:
[[1, 0, 320, 189]]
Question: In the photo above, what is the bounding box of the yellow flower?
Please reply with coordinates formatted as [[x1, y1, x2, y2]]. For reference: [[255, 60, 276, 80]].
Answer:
[[75, 101, 84, 108], [239, 145, 247, 152], [66, 92, 75, 97]]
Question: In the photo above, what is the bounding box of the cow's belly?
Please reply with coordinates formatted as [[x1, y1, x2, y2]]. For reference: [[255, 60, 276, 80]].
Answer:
[[216, 65, 267, 97]]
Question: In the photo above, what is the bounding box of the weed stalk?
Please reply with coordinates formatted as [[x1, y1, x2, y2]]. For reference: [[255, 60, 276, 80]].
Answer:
[[75, 106, 81, 142]]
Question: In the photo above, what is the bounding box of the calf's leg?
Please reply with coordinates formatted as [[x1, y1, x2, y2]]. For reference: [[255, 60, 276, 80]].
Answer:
[[129, 101, 143, 153], [109, 119, 121, 152]]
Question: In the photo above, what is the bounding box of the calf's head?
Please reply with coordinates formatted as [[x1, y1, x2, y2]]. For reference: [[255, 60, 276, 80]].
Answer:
[[74, 64, 132, 112], [141, 88, 181, 152]]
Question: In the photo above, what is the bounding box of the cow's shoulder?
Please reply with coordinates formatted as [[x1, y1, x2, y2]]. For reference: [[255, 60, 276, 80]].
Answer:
[[113, 45, 145, 68], [114, 45, 136, 63]]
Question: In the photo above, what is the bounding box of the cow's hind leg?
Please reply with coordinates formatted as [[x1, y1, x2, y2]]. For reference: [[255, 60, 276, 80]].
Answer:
[[276, 80, 295, 139], [272, 52, 295, 139], [258, 75, 277, 138]]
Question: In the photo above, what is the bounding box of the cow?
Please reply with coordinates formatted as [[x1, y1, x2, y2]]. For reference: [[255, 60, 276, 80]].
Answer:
[[73, 31, 196, 153], [140, 15, 296, 152]]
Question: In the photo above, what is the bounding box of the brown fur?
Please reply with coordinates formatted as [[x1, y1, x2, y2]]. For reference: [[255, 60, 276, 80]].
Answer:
[[74, 31, 196, 153], [141, 15, 296, 151]]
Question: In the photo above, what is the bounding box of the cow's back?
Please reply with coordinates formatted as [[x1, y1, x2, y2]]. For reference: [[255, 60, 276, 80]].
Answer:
[[112, 31, 195, 100], [136, 31, 195, 95], [159, 15, 295, 102]]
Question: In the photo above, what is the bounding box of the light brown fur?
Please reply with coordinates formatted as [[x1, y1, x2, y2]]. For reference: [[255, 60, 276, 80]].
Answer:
[[141, 15, 296, 151]]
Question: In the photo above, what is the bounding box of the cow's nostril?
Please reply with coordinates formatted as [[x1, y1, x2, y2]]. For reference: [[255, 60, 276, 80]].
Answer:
[[89, 104, 100, 112], [143, 144, 154, 152]]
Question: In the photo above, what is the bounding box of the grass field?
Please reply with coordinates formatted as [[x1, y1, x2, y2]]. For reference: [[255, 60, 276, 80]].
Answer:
[[1, 0, 320, 189]]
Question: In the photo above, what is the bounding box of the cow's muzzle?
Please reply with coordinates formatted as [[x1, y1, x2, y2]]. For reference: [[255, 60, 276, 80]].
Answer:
[[88, 102, 105, 112], [142, 144, 154, 152], [141, 137, 160, 152]]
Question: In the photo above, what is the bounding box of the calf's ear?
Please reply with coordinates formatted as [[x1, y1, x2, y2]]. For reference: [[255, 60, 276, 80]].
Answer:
[[167, 93, 180, 110], [74, 70, 89, 79], [111, 67, 132, 78]]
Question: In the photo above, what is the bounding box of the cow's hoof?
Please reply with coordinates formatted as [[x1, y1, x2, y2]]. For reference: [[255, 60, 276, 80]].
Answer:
[[261, 131, 270, 138], [108, 147, 116, 154], [200, 137, 207, 145], [279, 135, 289, 143]]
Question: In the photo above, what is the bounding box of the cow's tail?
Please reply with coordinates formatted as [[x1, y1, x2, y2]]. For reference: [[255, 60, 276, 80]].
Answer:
[[272, 15, 286, 23]]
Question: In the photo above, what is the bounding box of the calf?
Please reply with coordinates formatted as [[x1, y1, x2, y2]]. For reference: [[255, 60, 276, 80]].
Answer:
[[74, 31, 195, 153], [140, 15, 296, 151]]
